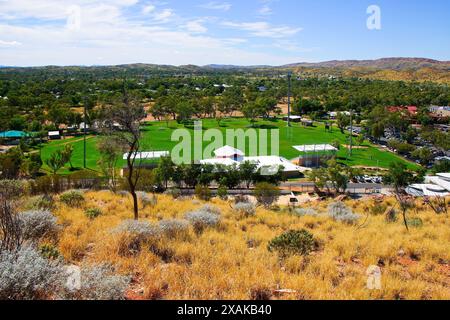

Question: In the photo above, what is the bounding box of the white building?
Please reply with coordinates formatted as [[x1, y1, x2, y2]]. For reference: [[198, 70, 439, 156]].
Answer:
[[48, 131, 61, 140], [200, 145, 302, 178], [213, 145, 244, 161], [406, 173, 450, 197]]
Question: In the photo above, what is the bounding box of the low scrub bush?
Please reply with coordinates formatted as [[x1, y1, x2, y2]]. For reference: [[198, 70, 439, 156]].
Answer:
[[26, 195, 55, 211], [195, 185, 212, 201], [217, 186, 228, 200], [59, 190, 85, 208], [234, 202, 256, 218], [138, 192, 157, 209], [39, 243, 60, 260], [64, 264, 130, 300], [185, 211, 220, 234], [327, 202, 360, 224], [0, 180, 27, 199], [0, 245, 64, 300], [18, 210, 59, 241], [371, 203, 388, 216], [84, 208, 102, 220], [159, 219, 190, 239], [293, 208, 318, 217], [199, 204, 222, 216], [113, 220, 161, 256], [249, 286, 273, 300], [268, 229, 316, 258], [385, 208, 398, 223], [406, 218, 423, 228]]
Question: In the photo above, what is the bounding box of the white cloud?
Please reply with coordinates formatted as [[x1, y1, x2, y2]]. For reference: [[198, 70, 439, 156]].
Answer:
[[184, 20, 208, 33], [0, 0, 307, 66], [199, 2, 232, 11], [222, 21, 302, 38], [0, 40, 22, 47], [258, 5, 272, 16], [153, 9, 173, 22], [142, 5, 156, 15]]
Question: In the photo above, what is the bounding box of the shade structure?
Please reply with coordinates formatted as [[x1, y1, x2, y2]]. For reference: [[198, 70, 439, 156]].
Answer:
[[123, 151, 169, 160], [293, 144, 338, 153]]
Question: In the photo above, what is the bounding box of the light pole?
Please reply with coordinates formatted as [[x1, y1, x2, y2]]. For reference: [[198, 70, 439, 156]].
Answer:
[[287, 71, 292, 127], [349, 109, 353, 157], [83, 99, 87, 169]]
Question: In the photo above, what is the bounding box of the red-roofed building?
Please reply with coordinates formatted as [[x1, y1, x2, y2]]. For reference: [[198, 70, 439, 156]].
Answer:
[[387, 105, 418, 116]]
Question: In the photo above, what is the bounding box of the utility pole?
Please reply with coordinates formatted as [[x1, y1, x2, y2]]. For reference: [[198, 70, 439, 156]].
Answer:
[[349, 109, 353, 157], [287, 71, 292, 127], [83, 98, 87, 168]]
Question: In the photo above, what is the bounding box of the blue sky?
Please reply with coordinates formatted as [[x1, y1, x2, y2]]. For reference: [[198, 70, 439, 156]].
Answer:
[[0, 0, 449, 66]]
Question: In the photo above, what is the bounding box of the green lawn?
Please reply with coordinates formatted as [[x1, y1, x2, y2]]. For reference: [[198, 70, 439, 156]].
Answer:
[[39, 118, 420, 175]]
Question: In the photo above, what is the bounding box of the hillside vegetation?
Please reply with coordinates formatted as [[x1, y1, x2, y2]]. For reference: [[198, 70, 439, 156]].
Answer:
[[18, 191, 450, 300]]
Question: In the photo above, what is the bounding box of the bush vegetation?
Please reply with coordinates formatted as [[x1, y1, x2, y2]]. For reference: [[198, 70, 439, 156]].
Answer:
[[267, 229, 316, 258], [59, 190, 85, 208], [327, 202, 360, 224], [2, 191, 448, 300], [18, 210, 59, 241]]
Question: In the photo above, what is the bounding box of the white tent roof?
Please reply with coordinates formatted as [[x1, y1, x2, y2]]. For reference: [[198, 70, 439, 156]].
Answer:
[[244, 156, 301, 172], [293, 144, 338, 153], [200, 158, 239, 166], [123, 151, 169, 160], [214, 145, 245, 157], [200, 156, 301, 173]]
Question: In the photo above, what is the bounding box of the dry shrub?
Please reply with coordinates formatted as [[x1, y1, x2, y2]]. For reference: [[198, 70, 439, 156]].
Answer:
[[249, 286, 273, 300]]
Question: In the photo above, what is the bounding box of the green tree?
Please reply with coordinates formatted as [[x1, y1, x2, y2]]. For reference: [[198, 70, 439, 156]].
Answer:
[[45, 150, 65, 175], [411, 148, 433, 166], [253, 182, 280, 208], [100, 91, 146, 220], [383, 162, 416, 231], [97, 136, 124, 192], [239, 161, 258, 189], [336, 112, 350, 134], [155, 156, 175, 190], [61, 144, 74, 171]]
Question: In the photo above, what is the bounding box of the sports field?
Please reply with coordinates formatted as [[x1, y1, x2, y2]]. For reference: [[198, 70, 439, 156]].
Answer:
[[39, 118, 419, 174]]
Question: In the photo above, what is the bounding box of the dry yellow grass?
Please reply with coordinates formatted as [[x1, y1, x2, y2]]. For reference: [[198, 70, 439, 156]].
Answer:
[[35, 191, 449, 300]]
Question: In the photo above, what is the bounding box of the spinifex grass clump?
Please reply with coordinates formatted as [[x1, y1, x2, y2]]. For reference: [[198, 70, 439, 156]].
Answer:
[[268, 229, 316, 258], [112, 220, 161, 256], [328, 202, 360, 224], [59, 190, 85, 208], [84, 208, 102, 220], [26, 195, 55, 211], [185, 206, 220, 234], [137, 192, 158, 209], [159, 219, 190, 239], [233, 202, 256, 218], [293, 208, 318, 217]]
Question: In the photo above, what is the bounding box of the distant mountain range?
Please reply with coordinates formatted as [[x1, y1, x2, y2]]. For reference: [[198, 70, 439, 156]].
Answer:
[[1, 58, 449, 83], [281, 57, 450, 70]]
